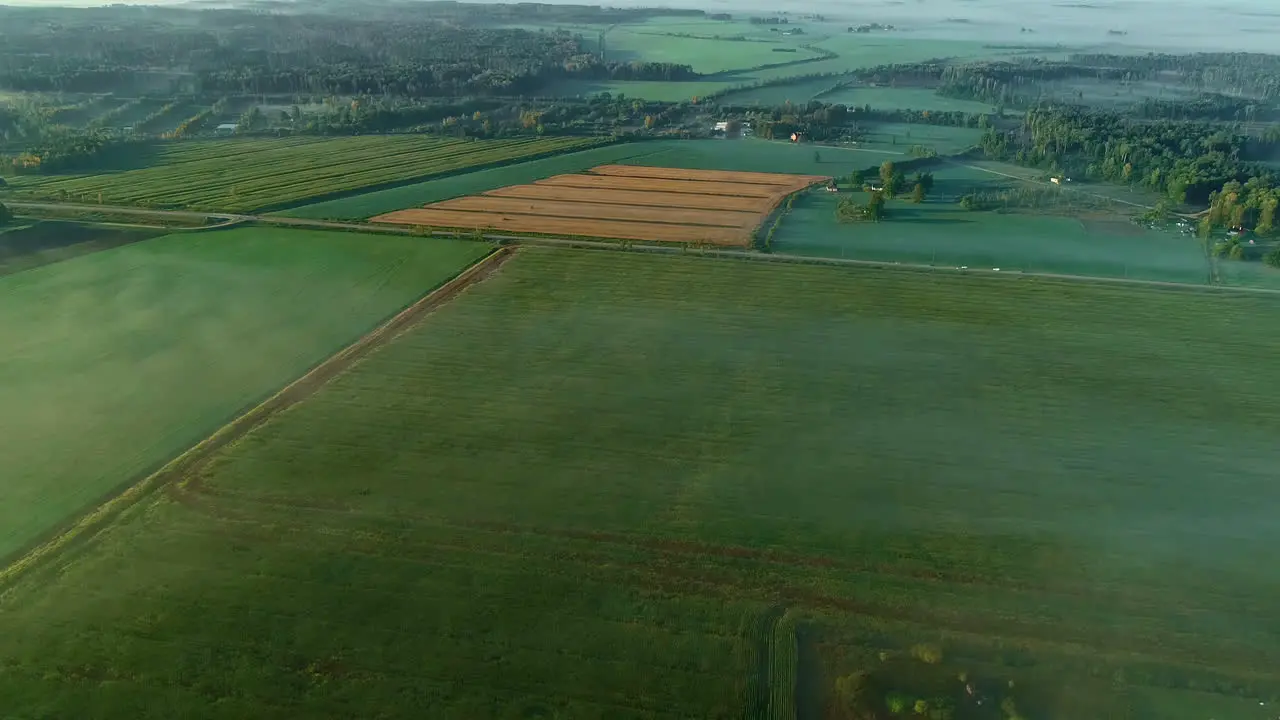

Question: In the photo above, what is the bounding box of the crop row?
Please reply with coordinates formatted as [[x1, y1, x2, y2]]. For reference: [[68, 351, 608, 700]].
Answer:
[[21, 136, 601, 213]]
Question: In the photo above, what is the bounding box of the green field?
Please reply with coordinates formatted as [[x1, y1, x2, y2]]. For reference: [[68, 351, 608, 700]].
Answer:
[[603, 25, 822, 74], [11, 136, 602, 213], [0, 221, 162, 278], [817, 86, 1001, 114], [618, 138, 893, 175], [276, 142, 673, 221], [2, 248, 1279, 719], [773, 189, 1212, 283], [717, 77, 845, 106], [0, 227, 487, 559], [858, 122, 985, 154]]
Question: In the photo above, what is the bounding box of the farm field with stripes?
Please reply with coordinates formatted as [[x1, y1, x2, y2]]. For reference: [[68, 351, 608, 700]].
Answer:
[[373, 164, 827, 245], [8, 136, 604, 213]]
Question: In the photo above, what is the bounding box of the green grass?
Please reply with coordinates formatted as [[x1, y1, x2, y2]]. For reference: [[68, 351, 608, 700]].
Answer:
[[617, 138, 893, 175], [2, 248, 1280, 719], [12, 136, 602, 213], [603, 26, 821, 74], [275, 142, 674, 221], [0, 227, 487, 559], [857, 122, 984, 154], [774, 189, 1212, 283], [718, 77, 845, 106], [0, 221, 162, 278], [816, 86, 1001, 114]]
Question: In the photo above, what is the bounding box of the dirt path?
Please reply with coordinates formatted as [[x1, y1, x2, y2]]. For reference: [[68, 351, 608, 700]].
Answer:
[[10, 200, 1280, 297], [0, 247, 514, 592]]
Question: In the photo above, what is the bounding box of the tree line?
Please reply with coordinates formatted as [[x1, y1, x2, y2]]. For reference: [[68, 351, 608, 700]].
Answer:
[[0, 5, 699, 99]]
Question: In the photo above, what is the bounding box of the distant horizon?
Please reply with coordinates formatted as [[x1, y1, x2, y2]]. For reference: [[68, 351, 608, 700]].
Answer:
[[2, 0, 1278, 53]]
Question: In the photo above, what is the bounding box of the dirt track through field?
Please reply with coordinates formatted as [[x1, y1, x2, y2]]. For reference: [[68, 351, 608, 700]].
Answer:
[[485, 185, 770, 212], [371, 209, 747, 244], [0, 248, 514, 591], [590, 164, 827, 187], [536, 174, 783, 198], [434, 196, 759, 228]]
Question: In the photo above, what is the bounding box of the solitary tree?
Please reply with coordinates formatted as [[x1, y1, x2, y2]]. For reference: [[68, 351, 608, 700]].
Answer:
[[910, 182, 926, 203], [884, 171, 905, 198], [879, 160, 896, 186], [914, 171, 935, 193], [0, 201, 12, 226], [814, 150, 822, 163], [866, 190, 887, 221]]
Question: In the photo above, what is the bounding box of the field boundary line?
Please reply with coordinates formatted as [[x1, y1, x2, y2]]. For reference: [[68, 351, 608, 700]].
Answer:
[[0, 247, 514, 593]]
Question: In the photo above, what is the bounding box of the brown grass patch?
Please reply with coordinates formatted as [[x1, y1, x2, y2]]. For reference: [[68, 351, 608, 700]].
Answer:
[[434, 196, 759, 228]]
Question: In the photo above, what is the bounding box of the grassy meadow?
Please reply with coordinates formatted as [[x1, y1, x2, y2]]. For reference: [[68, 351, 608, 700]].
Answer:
[[9, 136, 602, 213], [2, 249, 1279, 719], [602, 25, 822, 74], [816, 86, 1001, 114], [0, 227, 487, 559], [617, 138, 890, 176], [774, 187, 1212, 283]]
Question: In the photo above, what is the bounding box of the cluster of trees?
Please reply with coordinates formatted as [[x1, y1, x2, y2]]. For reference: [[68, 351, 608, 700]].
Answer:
[[836, 191, 887, 222], [8, 131, 123, 173], [835, 164, 934, 221], [0, 5, 701, 98], [1068, 52, 1280, 100], [979, 106, 1274, 205], [934, 55, 1280, 119], [727, 101, 992, 144]]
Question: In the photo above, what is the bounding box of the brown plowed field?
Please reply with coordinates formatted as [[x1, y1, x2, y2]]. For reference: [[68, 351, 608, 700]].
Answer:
[[434, 196, 758, 228], [589, 164, 828, 187], [370, 166, 829, 247], [370, 208, 747, 245], [535, 174, 781, 198], [485, 185, 769, 213]]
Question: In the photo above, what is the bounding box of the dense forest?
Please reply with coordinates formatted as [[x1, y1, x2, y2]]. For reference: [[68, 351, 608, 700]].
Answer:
[[0, 4, 698, 98], [980, 106, 1277, 214]]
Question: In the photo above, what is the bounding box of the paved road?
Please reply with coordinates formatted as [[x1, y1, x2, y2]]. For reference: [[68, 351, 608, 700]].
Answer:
[[9, 200, 1280, 297]]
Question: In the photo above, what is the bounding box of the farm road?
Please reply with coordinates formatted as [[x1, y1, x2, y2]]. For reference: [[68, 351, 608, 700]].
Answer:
[[9, 200, 1280, 297]]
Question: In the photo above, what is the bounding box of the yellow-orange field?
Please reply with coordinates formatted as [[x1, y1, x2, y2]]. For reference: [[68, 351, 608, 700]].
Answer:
[[371, 165, 828, 246]]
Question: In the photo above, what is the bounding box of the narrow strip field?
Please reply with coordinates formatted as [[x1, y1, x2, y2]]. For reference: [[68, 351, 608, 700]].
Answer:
[[433, 196, 758, 228], [373, 208, 747, 244], [2, 249, 1278, 719], [486, 185, 771, 212], [11, 136, 604, 213], [0, 228, 488, 560]]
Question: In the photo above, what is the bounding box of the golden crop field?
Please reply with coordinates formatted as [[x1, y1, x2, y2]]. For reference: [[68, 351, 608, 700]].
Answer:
[[372, 166, 827, 245]]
